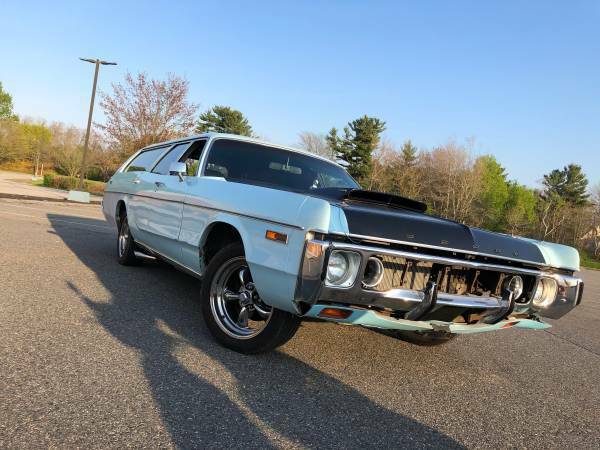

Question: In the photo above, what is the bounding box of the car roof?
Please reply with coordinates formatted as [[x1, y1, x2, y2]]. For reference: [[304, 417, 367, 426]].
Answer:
[[141, 132, 341, 166]]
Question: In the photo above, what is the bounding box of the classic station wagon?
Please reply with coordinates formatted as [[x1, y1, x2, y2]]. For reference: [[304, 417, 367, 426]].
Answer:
[[103, 133, 584, 353]]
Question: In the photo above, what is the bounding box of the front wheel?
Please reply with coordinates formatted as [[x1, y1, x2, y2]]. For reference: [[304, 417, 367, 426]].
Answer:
[[200, 243, 300, 354]]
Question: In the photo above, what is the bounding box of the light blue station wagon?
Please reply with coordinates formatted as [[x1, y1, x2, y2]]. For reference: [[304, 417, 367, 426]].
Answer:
[[103, 133, 584, 353]]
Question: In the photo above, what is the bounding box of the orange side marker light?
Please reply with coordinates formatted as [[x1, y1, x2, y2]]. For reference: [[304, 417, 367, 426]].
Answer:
[[265, 230, 288, 244], [318, 308, 352, 319]]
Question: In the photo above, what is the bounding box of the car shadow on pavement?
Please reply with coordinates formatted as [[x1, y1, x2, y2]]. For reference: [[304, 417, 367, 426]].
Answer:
[[48, 213, 464, 449]]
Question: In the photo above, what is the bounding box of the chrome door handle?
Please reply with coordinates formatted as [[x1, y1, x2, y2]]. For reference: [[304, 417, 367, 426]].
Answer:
[[132, 178, 140, 184]]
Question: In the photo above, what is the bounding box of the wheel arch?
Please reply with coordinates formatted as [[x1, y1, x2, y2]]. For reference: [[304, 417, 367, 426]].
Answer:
[[115, 199, 127, 226], [195, 215, 299, 314], [200, 220, 246, 271]]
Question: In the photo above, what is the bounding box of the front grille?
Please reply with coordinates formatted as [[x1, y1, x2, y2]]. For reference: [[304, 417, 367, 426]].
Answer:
[[372, 254, 535, 300]]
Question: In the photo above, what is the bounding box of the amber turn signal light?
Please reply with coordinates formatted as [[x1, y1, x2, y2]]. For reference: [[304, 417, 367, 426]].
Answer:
[[265, 230, 288, 244], [306, 241, 324, 259], [318, 308, 352, 319]]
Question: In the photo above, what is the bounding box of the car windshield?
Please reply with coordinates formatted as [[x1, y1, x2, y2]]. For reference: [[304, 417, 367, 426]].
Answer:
[[204, 139, 360, 193]]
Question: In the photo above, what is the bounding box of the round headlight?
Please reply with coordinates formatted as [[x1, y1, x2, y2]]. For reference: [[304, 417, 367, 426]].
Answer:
[[362, 257, 384, 288], [504, 275, 524, 299], [327, 252, 349, 284], [326, 251, 361, 287], [532, 278, 558, 308]]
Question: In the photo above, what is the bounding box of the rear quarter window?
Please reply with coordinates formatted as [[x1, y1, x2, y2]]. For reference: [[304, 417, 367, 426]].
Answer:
[[125, 146, 169, 172]]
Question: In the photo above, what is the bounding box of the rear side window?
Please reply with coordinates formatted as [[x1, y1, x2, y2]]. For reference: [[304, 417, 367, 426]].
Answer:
[[125, 146, 168, 172], [152, 140, 207, 176], [203, 139, 358, 193]]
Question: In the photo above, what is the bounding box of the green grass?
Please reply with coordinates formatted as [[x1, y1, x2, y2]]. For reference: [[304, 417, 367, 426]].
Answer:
[[580, 250, 600, 270]]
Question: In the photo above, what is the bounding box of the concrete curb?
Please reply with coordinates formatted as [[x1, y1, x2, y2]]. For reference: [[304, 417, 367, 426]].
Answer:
[[0, 192, 102, 205]]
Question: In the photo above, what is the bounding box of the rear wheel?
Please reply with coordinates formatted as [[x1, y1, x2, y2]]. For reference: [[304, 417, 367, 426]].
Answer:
[[201, 244, 300, 354], [390, 330, 456, 346], [117, 214, 140, 266]]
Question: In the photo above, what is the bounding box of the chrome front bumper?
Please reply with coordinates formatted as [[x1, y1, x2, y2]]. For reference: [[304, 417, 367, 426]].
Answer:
[[294, 239, 583, 322]]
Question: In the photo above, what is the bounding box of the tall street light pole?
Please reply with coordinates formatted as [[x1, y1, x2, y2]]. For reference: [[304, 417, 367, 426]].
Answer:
[[78, 57, 117, 190]]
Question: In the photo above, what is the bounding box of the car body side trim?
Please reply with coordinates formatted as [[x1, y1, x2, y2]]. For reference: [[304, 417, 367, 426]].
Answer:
[[135, 241, 203, 279], [105, 190, 305, 231]]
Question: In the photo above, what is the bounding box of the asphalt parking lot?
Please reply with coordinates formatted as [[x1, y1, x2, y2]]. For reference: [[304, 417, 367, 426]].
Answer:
[[1, 198, 599, 449]]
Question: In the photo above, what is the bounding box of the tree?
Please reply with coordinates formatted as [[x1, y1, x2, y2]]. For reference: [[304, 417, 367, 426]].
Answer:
[[49, 122, 85, 178], [542, 164, 589, 205], [0, 119, 26, 163], [475, 155, 509, 230], [298, 131, 334, 160], [367, 140, 400, 192], [196, 105, 253, 136], [400, 140, 418, 167], [21, 122, 51, 176], [98, 72, 198, 158], [418, 142, 482, 224], [326, 115, 386, 182], [0, 82, 17, 120], [504, 182, 536, 235]]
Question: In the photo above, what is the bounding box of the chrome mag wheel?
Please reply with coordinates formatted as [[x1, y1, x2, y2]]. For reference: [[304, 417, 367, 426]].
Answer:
[[209, 256, 273, 339], [118, 220, 130, 258]]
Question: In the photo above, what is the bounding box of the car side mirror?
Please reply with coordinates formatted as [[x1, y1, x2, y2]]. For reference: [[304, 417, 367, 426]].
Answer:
[[169, 162, 187, 181]]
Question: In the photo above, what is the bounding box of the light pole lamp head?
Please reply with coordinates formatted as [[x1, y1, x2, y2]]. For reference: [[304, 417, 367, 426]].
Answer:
[[79, 57, 117, 66]]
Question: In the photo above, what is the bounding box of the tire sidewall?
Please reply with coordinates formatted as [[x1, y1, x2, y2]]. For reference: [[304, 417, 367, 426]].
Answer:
[[117, 215, 139, 265], [200, 243, 299, 354]]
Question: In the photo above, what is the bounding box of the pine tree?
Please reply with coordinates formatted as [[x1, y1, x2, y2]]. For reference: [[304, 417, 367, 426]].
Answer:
[[327, 115, 386, 182], [400, 140, 418, 167], [543, 164, 589, 205], [562, 164, 589, 205], [196, 105, 253, 137]]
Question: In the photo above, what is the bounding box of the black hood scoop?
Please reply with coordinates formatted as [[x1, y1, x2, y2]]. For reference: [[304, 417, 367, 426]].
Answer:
[[344, 189, 427, 213]]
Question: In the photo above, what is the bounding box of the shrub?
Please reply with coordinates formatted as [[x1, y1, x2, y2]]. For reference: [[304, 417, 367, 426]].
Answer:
[[43, 174, 105, 195], [580, 250, 600, 270]]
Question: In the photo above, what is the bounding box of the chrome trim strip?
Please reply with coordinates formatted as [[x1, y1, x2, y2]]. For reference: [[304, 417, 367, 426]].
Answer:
[[184, 197, 305, 230], [135, 241, 202, 279], [330, 231, 550, 269], [380, 287, 503, 310], [329, 241, 543, 276], [103, 190, 304, 230]]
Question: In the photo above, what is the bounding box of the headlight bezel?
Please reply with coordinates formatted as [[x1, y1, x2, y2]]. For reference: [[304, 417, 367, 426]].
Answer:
[[325, 250, 361, 288], [531, 277, 559, 308]]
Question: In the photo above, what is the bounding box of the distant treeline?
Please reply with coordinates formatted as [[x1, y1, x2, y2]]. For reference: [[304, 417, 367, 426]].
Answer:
[[0, 76, 598, 264]]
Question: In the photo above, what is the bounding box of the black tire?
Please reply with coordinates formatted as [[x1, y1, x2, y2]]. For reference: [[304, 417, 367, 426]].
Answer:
[[201, 243, 301, 354], [389, 330, 457, 346], [117, 214, 140, 266]]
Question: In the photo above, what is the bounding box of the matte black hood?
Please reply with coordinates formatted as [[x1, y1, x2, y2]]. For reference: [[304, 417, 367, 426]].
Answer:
[[314, 188, 546, 265]]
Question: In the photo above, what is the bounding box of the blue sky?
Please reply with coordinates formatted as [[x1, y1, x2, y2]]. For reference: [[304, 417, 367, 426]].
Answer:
[[2, 0, 599, 187]]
